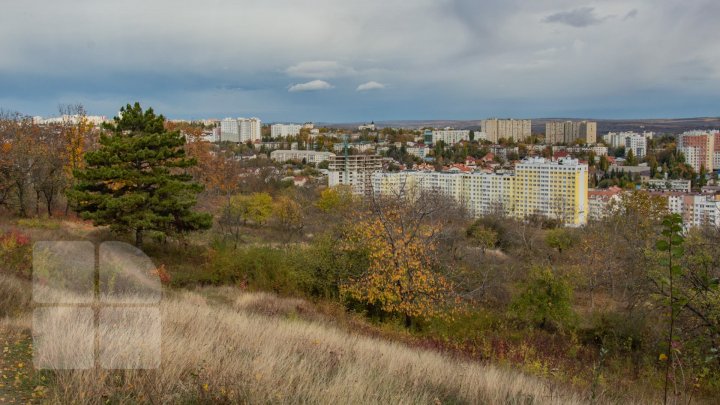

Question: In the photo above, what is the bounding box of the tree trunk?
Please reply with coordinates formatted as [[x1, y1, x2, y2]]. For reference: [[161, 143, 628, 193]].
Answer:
[[404, 314, 412, 329], [135, 228, 144, 249]]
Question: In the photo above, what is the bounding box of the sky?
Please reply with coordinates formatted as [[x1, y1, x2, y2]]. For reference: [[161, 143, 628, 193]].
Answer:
[[1, 0, 719, 122]]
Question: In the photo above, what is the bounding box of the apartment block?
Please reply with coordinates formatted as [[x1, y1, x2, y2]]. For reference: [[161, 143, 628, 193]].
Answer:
[[369, 157, 588, 226], [663, 193, 720, 228], [603, 132, 653, 148], [431, 129, 470, 145], [624, 134, 647, 158], [481, 119, 531, 143], [545, 121, 597, 144], [677, 130, 718, 172], [587, 186, 623, 220], [220, 117, 262, 143], [270, 123, 302, 138]]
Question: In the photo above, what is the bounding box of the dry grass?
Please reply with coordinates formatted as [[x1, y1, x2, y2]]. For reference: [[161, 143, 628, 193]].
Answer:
[[0, 274, 594, 404], [0, 273, 31, 318]]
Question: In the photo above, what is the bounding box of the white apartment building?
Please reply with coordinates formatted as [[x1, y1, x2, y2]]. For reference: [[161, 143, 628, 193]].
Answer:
[[603, 132, 654, 148], [271, 123, 302, 138], [33, 115, 108, 126], [665, 193, 720, 228], [220, 117, 262, 143], [646, 179, 692, 192], [369, 157, 588, 226], [270, 150, 335, 165], [406, 145, 430, 159], [432, 129, 470, 145], [625, 134, 647, 158], [587, 186, 623, 220]]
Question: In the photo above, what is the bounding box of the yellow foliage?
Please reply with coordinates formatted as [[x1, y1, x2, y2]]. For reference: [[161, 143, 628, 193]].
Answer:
[[340, 212, 456, 320]]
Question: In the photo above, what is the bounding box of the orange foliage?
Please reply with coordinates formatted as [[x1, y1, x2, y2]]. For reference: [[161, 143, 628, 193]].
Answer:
[[340, 210, 457, 320]]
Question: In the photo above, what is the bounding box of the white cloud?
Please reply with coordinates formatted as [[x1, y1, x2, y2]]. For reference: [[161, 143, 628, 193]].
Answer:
[[288, 80, 334, 92], [356, 81, 386, 91], [285, 61, 356, 78]]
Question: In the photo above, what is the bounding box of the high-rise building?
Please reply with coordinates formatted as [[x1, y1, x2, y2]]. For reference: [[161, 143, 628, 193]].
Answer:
[[677, 130, 718, 172], [603, 131, 654, 148], [328, 155, 384, 195], [545, 121, 597, 144], [271, 123, 302, 138], [481, 119, 531, 143], [624, 134, 647, 158], [220, 118, 239, 142], [220, 117, 262, 143], [370, 157, 588, 226]]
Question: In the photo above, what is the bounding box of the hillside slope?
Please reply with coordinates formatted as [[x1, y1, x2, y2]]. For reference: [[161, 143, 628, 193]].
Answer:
[[0, 275, 586, 404]]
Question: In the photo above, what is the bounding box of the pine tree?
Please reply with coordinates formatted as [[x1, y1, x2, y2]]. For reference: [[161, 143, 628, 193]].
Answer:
[[68, 103, 212, 247]]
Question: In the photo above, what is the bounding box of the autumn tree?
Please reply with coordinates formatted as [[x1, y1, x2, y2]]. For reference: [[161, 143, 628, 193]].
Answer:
[[69, 103, 212, 247], [339, 191, 460, 327], [273, 195, 304, 237]]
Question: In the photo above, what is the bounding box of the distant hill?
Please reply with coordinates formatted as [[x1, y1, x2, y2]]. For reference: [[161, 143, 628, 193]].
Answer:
[[323, 117, 720, 135]]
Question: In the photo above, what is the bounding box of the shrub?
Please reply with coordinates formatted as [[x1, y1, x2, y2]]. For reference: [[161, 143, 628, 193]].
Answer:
[[510, 267, 576, 331], [206, 243, 314, 295]]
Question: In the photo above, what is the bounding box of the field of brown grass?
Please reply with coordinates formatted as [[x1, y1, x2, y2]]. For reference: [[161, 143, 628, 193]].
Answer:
[[0, 273, 598, 404]]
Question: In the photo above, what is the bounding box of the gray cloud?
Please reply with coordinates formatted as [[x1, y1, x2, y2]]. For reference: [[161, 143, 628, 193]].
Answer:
[[288, 80, 334, 92], [285, 61, 356, 79], [624, 9, 639, 20], [0, 0, 719, 120], [543, 7, 608, 27]]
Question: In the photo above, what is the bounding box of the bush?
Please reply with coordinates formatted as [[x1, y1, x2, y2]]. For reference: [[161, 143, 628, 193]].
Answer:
[[510, 268, 576, 332], [206, 243, 314, 295]]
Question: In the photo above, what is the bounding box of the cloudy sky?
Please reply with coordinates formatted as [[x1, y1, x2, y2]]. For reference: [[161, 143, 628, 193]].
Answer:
[[1, 0, 719, 122]]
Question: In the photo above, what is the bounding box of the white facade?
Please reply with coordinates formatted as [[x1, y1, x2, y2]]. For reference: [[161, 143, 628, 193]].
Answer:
[[370, 157, 588, 226], [221, 117, 262, 143], [665, 194, 720, 228], [432, 129, 470, 145], [603, 132, 654, 148], [625, 134, 647, 158], [271, 123, 302, 138], [270, 150, 335, 164], [406, 145, 430, 159]]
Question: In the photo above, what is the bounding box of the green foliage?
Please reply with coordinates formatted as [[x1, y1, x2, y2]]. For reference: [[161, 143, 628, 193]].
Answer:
[[545, 228, 574, 253], [206, 243, 313, 295], [511, 268, 576, 331], [228, 192, 274, 226], [654, 213, 685, 404], [315, 186, 354, 213], [69, 103, 212, 247], [466, 222, 498, 252]]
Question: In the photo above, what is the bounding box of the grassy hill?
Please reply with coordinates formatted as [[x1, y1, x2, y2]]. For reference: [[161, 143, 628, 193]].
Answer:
[[1, 272, 585, 404]]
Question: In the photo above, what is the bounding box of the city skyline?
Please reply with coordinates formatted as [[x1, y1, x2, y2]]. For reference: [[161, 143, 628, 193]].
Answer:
[[2, 0, 720, 121]]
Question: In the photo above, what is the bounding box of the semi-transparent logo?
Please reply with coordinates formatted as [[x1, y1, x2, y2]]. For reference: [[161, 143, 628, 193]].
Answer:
[[32, 241, 161, 370]]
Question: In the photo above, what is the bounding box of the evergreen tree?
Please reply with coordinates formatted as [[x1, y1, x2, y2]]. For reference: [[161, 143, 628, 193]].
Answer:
[[69, 103, 212, 247]]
